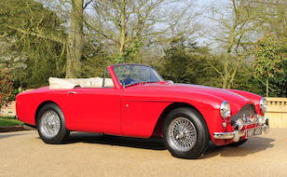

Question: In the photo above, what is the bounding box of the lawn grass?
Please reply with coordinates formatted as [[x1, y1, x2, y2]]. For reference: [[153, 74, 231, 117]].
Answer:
[[0, 116, 22, 126]]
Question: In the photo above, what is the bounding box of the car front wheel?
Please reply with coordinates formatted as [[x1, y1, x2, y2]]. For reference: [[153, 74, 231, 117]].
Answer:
[[163, 107, 209, 159], [37, 103, 70, 144]]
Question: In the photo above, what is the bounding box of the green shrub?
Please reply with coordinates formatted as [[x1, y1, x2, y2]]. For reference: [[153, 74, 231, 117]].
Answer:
[[0, 68, 13, 108]]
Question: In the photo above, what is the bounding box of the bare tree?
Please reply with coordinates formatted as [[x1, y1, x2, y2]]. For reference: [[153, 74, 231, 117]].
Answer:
[[85, 0, 198, 63], [207, 0, 262, 88]]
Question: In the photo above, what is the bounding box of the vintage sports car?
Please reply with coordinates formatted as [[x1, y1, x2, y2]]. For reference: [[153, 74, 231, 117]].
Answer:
[[16, 64, 269, 159]]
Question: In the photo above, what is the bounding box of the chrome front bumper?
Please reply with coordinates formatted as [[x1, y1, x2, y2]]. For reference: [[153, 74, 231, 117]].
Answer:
[[213, 117, 270, 142], [214, 131, 245, 140]]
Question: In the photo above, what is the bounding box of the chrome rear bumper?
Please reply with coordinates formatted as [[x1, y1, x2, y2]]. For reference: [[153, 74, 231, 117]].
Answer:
[[213, 117, 270, 142]]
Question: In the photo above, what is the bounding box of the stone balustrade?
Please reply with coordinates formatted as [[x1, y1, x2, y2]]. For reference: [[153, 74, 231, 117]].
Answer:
[[266, 97, 287, 128]]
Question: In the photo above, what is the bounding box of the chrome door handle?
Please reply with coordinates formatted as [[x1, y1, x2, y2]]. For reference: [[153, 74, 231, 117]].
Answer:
[[68, 91, 77, 94]]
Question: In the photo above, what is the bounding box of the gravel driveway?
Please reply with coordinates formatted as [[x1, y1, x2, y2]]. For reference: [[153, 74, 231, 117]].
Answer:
[[1, 129, 286, 177]]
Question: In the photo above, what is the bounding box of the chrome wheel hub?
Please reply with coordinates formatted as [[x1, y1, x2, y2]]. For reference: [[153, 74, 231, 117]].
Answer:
[[167, 117, 197, 152], [40, 110, 61, 138]]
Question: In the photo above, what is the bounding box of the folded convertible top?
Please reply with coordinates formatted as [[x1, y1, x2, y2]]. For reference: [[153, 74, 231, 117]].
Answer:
[[48, 77, 114, 89]]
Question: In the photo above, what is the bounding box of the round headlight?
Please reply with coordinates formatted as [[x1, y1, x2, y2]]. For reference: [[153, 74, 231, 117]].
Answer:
[[220, 101, 231, 118], [260, 97, 267, 113]]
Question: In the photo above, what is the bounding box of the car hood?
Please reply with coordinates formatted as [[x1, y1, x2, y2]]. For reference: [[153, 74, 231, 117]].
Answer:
[[128, 82, 255, 111]]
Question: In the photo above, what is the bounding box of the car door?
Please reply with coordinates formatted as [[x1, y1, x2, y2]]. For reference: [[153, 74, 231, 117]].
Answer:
[[120, 87, 171, 138], [66, 87, 122, 135]]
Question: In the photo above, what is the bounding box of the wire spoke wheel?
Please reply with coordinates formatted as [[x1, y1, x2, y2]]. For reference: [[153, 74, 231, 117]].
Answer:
[[167, 117, 197, 152], [40, 110, 61, 138]]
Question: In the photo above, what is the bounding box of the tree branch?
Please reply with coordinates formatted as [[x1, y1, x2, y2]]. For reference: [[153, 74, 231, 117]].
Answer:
[[83, 0, 93, 9], [5, 25, 64, 44]]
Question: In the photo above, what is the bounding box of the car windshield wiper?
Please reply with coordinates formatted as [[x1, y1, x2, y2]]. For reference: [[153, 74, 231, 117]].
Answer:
[[124, 81, 158, 88]]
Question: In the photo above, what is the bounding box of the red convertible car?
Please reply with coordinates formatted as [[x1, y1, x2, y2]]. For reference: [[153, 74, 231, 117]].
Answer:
[[16, 64, 269, 159]]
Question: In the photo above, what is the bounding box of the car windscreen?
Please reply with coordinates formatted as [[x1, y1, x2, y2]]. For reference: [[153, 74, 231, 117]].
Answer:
[[114, 65, 164, 87]]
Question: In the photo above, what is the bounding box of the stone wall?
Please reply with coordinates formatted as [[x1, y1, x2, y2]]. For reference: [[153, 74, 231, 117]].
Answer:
[[266, 97, 287, 128], [0, 101, 16, 117], [1, 97, 286, 128]]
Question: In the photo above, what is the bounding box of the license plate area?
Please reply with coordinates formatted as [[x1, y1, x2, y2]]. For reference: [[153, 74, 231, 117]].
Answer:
[[247, 127, 262, 137]]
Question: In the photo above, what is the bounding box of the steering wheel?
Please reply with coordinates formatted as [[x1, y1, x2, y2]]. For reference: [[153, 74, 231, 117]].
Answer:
[[121, 78, 136, 86]]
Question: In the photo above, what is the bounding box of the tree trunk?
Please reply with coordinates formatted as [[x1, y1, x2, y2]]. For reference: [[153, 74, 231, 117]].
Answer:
[[222, 59, 229, 89], [66, 0, 84, 78], [119, 0, 127, 63]]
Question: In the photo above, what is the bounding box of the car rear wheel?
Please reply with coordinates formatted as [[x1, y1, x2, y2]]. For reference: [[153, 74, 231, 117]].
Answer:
[[163, 107, 209, 159], [37, 103, 70, 144]]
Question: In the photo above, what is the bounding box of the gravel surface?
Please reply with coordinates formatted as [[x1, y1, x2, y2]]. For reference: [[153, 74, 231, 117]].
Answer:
[[0, 129, 286, 177]]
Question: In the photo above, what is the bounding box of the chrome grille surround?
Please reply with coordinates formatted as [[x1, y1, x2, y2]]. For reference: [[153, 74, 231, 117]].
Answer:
[[231, 104, 258, 128]]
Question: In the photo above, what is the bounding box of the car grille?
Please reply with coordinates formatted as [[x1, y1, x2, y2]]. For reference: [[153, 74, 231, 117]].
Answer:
[[231, 104, 257, 126]]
